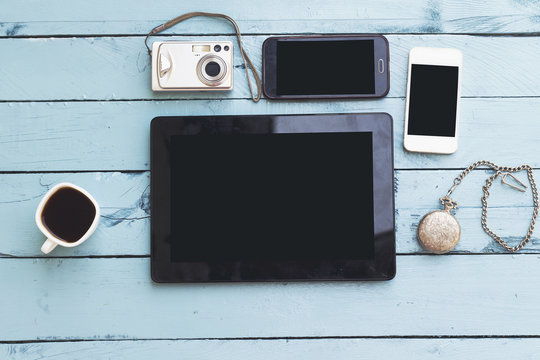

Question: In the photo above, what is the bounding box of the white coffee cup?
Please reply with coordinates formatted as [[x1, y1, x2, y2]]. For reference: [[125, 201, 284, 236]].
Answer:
[[35, 183, 100, 254]]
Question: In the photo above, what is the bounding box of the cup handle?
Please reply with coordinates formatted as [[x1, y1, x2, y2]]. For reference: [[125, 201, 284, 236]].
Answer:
[[41, 238, 58, 254]]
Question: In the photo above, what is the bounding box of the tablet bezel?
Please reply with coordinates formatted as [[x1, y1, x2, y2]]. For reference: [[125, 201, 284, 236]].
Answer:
[[151, 113, 395, 282]]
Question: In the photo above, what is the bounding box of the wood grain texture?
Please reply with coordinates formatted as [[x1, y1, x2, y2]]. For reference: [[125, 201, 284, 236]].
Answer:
[[1, 35, 539, 101], [1, 0, 540, 36], [2, 0, 540, 352], [1, 98, 539, 171], [1, 169, 539, 258], [3, 338, 540, 360], [1, 255, 540, 340], [0, 172, 149, 258]]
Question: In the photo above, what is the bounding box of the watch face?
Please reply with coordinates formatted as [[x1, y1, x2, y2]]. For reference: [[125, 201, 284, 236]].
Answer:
[[418, 210, 461, 254]]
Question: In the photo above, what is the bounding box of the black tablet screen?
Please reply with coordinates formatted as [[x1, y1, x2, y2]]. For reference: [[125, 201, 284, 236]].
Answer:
[[170, 132, 374, 262]]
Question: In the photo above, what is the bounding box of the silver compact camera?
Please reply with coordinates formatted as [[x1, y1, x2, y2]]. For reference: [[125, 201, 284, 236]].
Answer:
[[151, 41, 233, 91]]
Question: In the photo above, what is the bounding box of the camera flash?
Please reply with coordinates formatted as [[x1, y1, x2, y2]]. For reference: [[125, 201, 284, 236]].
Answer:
[[192, 45, 210, 52]]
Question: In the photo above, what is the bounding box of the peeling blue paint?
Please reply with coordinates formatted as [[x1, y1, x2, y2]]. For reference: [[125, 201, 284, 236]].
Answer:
[[5, 23, 26, 36]]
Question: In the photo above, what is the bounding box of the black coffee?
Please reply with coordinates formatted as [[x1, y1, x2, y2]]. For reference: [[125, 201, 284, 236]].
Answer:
[[41, 187, 96, 243]]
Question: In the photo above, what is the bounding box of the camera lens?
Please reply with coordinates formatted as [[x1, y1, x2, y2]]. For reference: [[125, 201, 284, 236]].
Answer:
[[224, 45, 230, 51], [197, 54, 227, 86], [205, 61, 221, 77], [214, 45, 221, 52]]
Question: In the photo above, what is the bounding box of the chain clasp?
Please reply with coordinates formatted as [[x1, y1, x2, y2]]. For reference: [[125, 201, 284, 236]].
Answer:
[[501, 172, 527, 192], [440, 196, 459, 211]]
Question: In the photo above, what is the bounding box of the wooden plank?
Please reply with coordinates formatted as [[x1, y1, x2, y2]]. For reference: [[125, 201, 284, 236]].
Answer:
[[397, 168, 540, 254], [1, 170, 539, 258], [3, 338, 540, 360], [2, 0, 539, 36], [1, 98, 539, 171], [1, 255, 540, 340], [1, 35, 539, 101], [0, 172, 149, 258]]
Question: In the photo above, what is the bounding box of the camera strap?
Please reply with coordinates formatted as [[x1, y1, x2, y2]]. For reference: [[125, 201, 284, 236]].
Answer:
[[145, 12, 261, 102]]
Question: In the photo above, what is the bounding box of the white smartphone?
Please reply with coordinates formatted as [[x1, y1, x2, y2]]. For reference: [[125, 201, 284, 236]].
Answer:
[[403, 47, 463, 154]]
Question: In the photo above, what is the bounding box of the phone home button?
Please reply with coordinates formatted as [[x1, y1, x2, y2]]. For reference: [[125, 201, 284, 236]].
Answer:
[[378, 59, 384, 73]]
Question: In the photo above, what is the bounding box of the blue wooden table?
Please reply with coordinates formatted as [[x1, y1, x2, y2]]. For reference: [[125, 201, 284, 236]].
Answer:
[[2, 1, 540, 358]]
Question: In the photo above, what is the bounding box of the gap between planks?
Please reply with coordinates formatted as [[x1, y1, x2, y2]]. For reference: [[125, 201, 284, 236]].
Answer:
[[1, 32, 540, 40], [3, 334, 540, 344], [2, 252, 540, 259], [1, 95, 540, 103], [1, 168, 540, 175]]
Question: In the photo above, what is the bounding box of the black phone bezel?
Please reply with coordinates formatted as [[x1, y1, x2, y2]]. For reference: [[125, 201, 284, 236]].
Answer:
[[151, 113, 396, 283], [262, 35, 390, 100]]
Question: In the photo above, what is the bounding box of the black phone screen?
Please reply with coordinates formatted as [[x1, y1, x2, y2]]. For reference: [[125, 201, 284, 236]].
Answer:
[[276, 40, 375, 95], [407, 64, 459, 137]]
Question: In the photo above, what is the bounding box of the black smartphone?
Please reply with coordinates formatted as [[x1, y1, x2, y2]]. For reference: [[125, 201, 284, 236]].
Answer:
[[262, 35, 389, 100]]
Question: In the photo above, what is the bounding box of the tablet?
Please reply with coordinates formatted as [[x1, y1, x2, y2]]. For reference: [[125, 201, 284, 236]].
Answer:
[[151, 113, 395, 282]]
